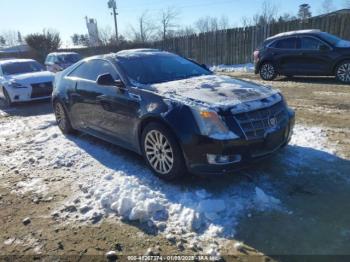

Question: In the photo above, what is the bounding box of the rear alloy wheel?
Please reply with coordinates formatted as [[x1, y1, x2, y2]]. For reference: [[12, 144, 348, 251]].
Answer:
[[142, 123, 186, 180], [336, 61, 350, 83], [260, 62, 277, 81], [3, 88, 12, 107], [54, 101, 75, 134]]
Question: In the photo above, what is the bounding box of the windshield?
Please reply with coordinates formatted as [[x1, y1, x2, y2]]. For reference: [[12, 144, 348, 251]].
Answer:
[[117, 53, 211, 85], [319, 32, 343, 45], [58, 54, 82, 63], [2, 61, 45, 75]]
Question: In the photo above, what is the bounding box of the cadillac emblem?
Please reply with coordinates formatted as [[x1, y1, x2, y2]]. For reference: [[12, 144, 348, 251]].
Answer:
[[269, 117, 277, 127]]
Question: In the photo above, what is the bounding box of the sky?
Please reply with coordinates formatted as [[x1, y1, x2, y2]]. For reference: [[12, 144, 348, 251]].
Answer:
[[0, 0, 347, 45]]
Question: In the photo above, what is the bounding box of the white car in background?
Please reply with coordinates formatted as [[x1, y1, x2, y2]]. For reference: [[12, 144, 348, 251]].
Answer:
[[0, 59, 54, 106]]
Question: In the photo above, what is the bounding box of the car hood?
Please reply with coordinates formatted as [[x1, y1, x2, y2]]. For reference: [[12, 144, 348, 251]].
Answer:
[[148, 75, 280, 112], [5, 71, 55, 85]]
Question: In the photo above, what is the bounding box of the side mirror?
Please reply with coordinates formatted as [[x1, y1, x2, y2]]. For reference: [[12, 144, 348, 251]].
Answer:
[[97, 73, 117, 86], [97, 73, 126, 91], [319, 44, 330, 51]]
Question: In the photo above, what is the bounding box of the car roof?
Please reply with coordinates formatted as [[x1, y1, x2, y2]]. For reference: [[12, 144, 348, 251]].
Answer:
[[265, 29, 322, 41], [78, 49, 172, 64], [0, 58, 36, 66]]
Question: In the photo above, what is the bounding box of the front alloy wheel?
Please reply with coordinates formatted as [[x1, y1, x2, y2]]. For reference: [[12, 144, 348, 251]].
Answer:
[[260, 62, 277, 81], [145, 130, 174, 175], [336, 61, 350, 83], [142, 123, 186, 180], [3, 88, 12, 107], [54, 101, 74, 134]]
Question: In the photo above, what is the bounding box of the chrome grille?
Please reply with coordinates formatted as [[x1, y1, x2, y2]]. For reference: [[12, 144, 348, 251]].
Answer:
[[234, 101, 288, 140]]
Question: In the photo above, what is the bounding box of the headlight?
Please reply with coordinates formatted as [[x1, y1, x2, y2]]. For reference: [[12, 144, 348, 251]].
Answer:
[[191, 108, 239, 140], [8, 81, 27, 89]]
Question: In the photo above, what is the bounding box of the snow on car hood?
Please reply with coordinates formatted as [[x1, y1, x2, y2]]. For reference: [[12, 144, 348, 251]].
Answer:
[[5, 71, 55, 85], [147, 75, 280, 112]]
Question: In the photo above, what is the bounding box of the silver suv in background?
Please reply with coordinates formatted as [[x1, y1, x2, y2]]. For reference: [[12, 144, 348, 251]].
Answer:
[[45, 52, 82, 73]]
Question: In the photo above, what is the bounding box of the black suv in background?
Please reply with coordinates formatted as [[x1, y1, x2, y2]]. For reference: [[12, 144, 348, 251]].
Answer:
[[254, 30, 350, 83]]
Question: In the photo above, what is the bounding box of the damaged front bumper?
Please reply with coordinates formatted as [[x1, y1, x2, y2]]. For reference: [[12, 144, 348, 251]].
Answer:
[[183, 108, 295, 176]]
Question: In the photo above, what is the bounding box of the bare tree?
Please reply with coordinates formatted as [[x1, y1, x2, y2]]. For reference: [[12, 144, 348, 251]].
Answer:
[[260, 0, 278, 24], [195, 16, 211, 33], [278, 13, 297, 22], [131, 11, 157, 43], [99, 26, 114, 46], [219, 15, 230, 30], [240, 0, 278, 27], [1, 30, 19, 46], [241, 16, 253, 27], [175, 26, 196, 37], [321, 0, 335, 13], [195, 15, 230, 33], [159, 7, 180, 41]]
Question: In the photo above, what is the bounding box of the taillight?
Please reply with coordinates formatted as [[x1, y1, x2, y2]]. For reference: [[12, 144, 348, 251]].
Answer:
[[253, 50, 260, 63]]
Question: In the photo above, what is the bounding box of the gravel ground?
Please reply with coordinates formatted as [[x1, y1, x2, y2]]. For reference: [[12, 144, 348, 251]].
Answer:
[[1, 73, 350, 261]]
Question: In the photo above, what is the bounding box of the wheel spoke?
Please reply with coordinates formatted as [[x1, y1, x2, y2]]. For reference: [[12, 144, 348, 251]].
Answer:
[[338, 63, 350, 83]]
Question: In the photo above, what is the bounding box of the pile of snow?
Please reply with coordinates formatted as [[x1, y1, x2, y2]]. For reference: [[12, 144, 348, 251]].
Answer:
[[210, 63, 254, 73]]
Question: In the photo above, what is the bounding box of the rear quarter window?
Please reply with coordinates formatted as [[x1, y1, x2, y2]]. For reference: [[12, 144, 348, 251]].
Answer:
[[272, 37, 298, 49]]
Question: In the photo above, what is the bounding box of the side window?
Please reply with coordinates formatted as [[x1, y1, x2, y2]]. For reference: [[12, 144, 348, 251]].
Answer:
[[300, 37, 323, 50], [45, 55, 51, 64], [273, 37, 298, 49], [98, 60, 120, 80], [69, 60, 119, 81]]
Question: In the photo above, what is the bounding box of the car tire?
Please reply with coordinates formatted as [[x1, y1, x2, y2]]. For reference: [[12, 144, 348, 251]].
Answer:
[[259, 62, 277, 81], [335, 61, 350, 83], [54, 100, 75, 134], [141, 122, 186, 180], [2, 87, 12, 107]]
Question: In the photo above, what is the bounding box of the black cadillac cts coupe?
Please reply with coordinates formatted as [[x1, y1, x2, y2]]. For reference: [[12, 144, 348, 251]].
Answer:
[[53, 49, 295, 180]]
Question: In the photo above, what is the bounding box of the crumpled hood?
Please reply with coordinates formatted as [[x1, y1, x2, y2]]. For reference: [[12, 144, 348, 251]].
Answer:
[[149, 75, 279, 110], [6, 71, 55, 85]]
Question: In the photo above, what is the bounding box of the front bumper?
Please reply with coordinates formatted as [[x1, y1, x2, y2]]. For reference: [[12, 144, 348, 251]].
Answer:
[[254, 62, 260, 74], [184, 111, 295, 176], [6, 83, 53, 103]]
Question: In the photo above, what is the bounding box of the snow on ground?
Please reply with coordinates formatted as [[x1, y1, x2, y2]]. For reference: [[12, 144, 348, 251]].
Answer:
[[210, 63, 254, 73], [0, 112, 338, 253]]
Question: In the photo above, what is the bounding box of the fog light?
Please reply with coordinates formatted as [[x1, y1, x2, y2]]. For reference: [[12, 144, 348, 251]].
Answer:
[[207, 154, 242, 165]]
